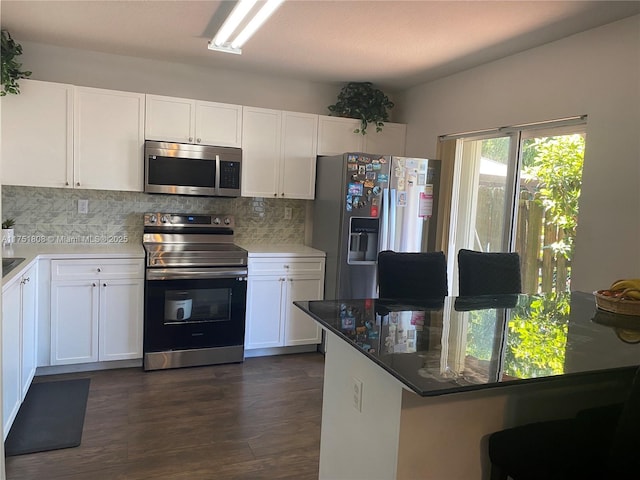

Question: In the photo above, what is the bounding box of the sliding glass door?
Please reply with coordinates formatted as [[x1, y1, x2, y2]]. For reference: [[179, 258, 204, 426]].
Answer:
[[446, 122, 586, 295]]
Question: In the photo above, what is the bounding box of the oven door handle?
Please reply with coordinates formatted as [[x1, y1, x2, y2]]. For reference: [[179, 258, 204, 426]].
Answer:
[[146, 268, 248, 281]]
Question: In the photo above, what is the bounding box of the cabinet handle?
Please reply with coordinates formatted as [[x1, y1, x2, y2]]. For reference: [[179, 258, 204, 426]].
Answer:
[[97, 267, 102, 272], [92, 283, 96, 287], [103, 283, 107, 287], [273, 193, 277, 197], [76, 182, 80, 187], [196, 138, 201, 143], [281, 193, 285, 197], [24, 277, 30, 283], [65, 181, 69, 186], [189, 137, 194, 143], [284, 265, 290, 269]]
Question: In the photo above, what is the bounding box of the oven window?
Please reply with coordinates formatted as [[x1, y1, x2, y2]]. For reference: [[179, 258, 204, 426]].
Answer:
[[164, 287, 231, 325], [148, 156, 216, 188]]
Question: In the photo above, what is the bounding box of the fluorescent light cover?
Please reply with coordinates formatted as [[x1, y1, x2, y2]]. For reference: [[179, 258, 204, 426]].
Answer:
[[231, 0, 284, 49], [212, 0, 257, 47]]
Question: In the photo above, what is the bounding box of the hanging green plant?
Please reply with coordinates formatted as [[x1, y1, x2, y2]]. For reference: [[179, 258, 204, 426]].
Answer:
[[328, 82, 394, 135], [1, 29, 31, 96]]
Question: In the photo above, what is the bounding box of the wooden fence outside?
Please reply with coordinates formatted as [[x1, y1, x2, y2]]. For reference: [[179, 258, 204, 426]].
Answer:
[[477, 186, 571, 294]]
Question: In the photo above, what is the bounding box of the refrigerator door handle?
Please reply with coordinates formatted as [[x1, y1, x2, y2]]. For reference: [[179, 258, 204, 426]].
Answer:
[[380, 188, 390, 252], [389, 189, 397, 252]]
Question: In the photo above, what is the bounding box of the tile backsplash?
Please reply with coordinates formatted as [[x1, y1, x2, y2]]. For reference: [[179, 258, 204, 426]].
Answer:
[[1, 186, 308, 246]]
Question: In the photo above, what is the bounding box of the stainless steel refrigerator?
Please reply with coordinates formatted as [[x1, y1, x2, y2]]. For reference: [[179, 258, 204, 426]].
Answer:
[[312, 152, 442, 300]]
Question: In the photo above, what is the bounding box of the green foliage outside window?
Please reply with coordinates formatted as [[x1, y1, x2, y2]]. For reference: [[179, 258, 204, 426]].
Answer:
[[467, 135, 584, 375]]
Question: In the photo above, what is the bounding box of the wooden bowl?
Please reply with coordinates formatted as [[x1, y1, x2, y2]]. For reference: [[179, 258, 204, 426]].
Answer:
[[594, 290, 640, 316]]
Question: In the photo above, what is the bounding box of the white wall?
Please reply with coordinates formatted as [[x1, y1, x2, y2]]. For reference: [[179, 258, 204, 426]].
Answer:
[[401, 15, 640, 292], [17, 40, 342, 115]]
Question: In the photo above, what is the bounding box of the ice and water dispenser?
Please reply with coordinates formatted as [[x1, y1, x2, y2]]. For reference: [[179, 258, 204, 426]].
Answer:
[[348, 217, 379, 263]]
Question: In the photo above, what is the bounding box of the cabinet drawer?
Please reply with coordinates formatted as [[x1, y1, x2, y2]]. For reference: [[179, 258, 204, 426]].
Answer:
[[51, 259, 144, 280], [249, 257, 325, 276]]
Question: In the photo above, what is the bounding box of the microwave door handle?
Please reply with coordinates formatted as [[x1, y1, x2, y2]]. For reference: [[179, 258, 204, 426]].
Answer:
[[215, 154, 221, 193]]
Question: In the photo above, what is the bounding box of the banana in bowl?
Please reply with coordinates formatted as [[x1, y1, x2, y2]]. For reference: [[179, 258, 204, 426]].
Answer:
[[594, 278, 640, 316]]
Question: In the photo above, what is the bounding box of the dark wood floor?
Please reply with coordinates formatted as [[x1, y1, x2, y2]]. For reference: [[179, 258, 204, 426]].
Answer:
[[5, 353, 324, 480]]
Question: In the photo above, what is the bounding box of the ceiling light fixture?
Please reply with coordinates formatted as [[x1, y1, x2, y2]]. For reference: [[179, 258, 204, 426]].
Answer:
[[208, 0, 284, 55]]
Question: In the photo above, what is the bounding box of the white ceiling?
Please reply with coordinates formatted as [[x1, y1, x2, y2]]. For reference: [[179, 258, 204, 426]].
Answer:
[[2, 0, 640, 91]]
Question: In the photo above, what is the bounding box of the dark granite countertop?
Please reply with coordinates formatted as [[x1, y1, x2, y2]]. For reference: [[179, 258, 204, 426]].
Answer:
[[295, 292, 640, 396]]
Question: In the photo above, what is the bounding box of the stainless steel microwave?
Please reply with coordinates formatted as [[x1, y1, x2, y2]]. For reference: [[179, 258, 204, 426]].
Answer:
[[144, 141, 242, 197]]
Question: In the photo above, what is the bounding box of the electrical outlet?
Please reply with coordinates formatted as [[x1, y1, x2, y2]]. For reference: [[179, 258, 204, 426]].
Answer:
[[352, 376, 363, 412], [284, 207, 292, 220], [78, 199, 89, 214]]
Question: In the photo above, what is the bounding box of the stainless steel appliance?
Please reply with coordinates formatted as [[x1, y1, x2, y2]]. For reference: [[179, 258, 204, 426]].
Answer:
[[142, 213, 248, 371], [312, 153, 442, 299], [144, 141, 241, 197]]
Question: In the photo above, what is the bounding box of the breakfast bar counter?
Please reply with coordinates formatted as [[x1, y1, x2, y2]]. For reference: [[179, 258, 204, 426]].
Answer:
[[295, 292, 640, 479]]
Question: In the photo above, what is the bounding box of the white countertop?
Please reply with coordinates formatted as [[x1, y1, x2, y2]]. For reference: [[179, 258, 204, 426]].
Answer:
[[2, 243, 144, 289], [239, 244, 326, 258]]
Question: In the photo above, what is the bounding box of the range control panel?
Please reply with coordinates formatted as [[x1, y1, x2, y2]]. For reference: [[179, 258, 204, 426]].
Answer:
[[143, 213, 235, 229]]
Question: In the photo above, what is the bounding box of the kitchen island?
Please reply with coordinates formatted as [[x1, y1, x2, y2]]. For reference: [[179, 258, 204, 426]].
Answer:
[[295, 292, 640, 479]]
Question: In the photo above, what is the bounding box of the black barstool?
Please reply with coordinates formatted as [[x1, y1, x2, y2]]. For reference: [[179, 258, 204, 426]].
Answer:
[[377, 250, 447, 300], [457, 249, 521, 296]]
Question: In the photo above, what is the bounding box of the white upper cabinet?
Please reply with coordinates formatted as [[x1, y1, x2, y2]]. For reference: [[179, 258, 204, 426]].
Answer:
[[241, 107, 281, 197], [195, 101, 243, 147], [1, 80, 145, 191], [317, 115, 407, 156], [363, 122, 407, 156], [242, 107, 318, 199], [1, 79, 74, 188], [74, 87, 145, 191], [145, 94, 242, 147], [280, 111, 318, 199], [317, 116, 362, 155]]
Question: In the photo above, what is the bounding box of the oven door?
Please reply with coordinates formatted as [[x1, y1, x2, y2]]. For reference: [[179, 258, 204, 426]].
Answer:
[[144, 267, 247, 354]]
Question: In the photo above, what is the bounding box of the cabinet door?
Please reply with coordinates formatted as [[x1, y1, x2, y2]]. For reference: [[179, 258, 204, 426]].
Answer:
[[317, 115, 363, 156], [20, 265, 38, 399], [74, 87, 145, 191], [50, 281, 99, 365], [1, 79, 74, 188], [99, 278, 144, 361], [145, 94, 195, 143], [284, 275, 323, 346], [2, 280, 22, 439], [241, 107, 281, 198], [280, 111, 318, 199], [195, 101, 243, 147], [245, 275, 285, 349], [363, 122, 407, 156]]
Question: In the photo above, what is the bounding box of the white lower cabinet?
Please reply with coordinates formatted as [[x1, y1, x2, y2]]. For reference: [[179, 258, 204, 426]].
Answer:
[[2, 263, 38, 439], [245, 256, 325, 350], [50, 258, 144, 365]]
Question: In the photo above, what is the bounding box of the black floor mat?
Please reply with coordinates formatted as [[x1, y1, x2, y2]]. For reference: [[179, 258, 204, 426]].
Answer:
[[5, 378, 90, 456]]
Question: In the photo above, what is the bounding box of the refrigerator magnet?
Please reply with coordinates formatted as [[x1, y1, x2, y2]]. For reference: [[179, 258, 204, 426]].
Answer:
[[419, 190, 434, 218], [364, 180, 374, 188], [397, 177, 405, 190], [348, 163, 358, 171], [346, 195, 353, 211], [348, 183, 363, 195], [358, 165, 366, 175], [365, 171, 376, 180], [397, 191, 407, 207], [377, 174, 388, 183], [418, 173, 427, 185], [366, 163, 373, 171]]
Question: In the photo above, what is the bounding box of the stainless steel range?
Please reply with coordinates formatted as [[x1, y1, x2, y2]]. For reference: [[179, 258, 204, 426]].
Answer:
[[142, 213, 248, 371]]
